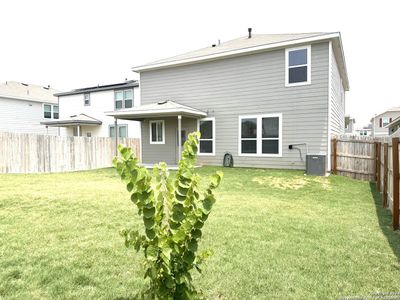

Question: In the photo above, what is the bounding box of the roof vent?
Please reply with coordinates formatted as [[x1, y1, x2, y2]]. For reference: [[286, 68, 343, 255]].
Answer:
[[248, 28, 252, 38], [157, 100, 168, 105]]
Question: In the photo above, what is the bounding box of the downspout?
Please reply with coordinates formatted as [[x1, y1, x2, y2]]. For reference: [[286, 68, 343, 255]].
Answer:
[[327, 40, 333, 173]]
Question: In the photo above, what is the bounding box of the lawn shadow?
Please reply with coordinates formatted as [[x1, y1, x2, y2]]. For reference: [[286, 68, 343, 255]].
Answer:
[[369, 182, 400, 262]]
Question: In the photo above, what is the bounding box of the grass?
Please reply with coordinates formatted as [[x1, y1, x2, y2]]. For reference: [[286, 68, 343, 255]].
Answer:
[[0, 167, 400, 299]]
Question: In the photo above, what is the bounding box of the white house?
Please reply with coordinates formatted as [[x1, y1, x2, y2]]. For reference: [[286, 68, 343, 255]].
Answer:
[[371, 107, 400, 137], [0, 81, 60, 135], [42, 80, 141, 138]]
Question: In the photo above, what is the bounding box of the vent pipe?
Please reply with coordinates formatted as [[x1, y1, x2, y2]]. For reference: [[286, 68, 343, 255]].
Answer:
[[248, 28, 252, 38]]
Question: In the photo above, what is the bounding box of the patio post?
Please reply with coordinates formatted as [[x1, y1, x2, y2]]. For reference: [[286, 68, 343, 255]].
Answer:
[[77, 125, 80, 137], [178, 115, 182, 162], [114, 117, 118, 156]]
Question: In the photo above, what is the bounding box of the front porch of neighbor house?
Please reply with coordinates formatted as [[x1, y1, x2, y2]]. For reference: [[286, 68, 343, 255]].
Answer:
[[106, 100, 209, 165], [41, 113, 102, 137]]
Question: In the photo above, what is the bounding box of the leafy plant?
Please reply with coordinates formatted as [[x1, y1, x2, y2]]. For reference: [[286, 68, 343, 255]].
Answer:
[[113, 132, 223, 299]]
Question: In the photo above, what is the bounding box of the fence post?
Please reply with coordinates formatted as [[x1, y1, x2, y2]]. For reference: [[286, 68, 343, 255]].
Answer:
[[377, 142, 381, 192], [332, 138, 337, 174], [374, 142, 378, 182], [383, 143, 388, 207], [392, 137, 399, 230]]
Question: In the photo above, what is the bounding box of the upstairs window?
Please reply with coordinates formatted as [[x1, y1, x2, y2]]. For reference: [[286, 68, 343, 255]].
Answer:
[[43, 104, 52, 119], [239, 114, 282, 156], [43, 104, 58, 119], [285, 46, 311, 86], [150, 120, 165, 144], [115, 89, 133, 110], [198, 117, 215, 155], [84, 93, 90, 106], [53, 105, 59, 119]]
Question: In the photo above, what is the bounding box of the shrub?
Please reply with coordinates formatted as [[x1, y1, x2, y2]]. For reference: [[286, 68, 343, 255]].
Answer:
[[113, 132, 223, 299]]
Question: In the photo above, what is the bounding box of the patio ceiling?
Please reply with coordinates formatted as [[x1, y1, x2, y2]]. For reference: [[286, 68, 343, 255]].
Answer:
[[105, 100, 207, 120]]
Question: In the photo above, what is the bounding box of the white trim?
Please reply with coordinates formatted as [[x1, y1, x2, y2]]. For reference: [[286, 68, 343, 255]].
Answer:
[[197, 117, 216, 156], [133, 33, 340, 72], [327, 41, 332, 172], [285, 45, 311, 87], [238, 113, 282, 157], [149, 120, 165, 144]]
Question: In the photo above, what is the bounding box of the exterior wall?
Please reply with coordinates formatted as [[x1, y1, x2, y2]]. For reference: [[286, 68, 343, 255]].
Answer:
[[59, 88, 141, 138], [140, 42, 330, 169], [372, 111, 400, 137], [0, 96, 58, 135], [330, 47, 346, 136]]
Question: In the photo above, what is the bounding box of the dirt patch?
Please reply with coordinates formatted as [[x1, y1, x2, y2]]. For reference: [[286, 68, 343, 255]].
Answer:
[[252, 175, 331, 190], [252, 176, 308, 190]]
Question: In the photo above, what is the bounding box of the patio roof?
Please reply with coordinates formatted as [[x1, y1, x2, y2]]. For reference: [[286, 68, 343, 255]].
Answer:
[[40, 113, 102, 127], [106, 100, 207, 120]]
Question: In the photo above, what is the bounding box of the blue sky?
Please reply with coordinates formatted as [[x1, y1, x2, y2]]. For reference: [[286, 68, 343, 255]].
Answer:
[[0, 0, 398, 127]]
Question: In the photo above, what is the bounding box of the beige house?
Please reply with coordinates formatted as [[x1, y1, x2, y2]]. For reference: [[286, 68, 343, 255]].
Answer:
[[371, 107, 400, 137], [0, 81, 59, 135]]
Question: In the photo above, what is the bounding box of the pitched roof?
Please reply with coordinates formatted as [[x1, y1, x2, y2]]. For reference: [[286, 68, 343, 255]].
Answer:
[[41, 113, 102, 126], [132, 31, 349, 90], [0, 81, 59, 104], [106, 100, 207, 120], [55, 80, 139, 97], [374, 107, 400, 118]]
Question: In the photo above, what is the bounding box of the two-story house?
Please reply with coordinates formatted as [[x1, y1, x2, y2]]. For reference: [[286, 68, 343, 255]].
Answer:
[[108, 30, 349, 172], [0, 81, 59, 135], [42, 80, 141, 138], [371, 107, 400, 137]]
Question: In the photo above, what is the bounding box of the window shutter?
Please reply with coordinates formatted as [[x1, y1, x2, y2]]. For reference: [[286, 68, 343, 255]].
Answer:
[[380, 118, 382, 127]]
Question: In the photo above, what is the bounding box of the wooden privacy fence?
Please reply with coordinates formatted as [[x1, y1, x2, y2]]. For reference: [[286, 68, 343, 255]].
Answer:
[[0, 132, 140, 173], [332, 135, 399, 230]]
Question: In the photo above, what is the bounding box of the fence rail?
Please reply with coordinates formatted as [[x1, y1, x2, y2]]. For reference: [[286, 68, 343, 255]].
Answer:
[[0, 132, 140, 173], [332, 135, 399, 230]]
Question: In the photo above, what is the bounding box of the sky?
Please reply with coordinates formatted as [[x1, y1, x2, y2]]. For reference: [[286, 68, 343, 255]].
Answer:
[[0, 0, 398, 127]]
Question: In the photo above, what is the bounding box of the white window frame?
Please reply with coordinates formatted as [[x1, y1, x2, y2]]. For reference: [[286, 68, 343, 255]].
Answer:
[[238, 113, 282, 157], [114, 89, 133, 110], [285, 45, 311, 87], [84, 93, 90, 106], [197, 117, 215, 156], [109, 124, 128, 138], [42, 103, 59, 119], [149, 120, 165, 144]]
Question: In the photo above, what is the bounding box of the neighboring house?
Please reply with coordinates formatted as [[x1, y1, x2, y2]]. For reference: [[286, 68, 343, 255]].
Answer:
[[108, 30, 349, 172], [371, 107, 400, 137], [0, 81, 59, 135], [42, 80, 141, 138], [386, 116, 400, 136], [345, 115, 356, 135], [355, 124, 372, 137]]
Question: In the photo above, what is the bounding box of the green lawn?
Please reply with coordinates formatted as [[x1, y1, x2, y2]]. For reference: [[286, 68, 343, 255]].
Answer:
[[0, 167, 399, 299]]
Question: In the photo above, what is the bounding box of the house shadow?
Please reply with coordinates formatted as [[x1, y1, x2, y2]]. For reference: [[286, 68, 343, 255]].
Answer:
[[369, 182, 400, 262]]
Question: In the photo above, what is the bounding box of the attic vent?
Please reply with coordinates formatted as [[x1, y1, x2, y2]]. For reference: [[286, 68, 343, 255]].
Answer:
[[157, 100, 168, 105]]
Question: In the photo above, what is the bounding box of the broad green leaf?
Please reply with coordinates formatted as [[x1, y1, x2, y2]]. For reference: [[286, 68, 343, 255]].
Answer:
[[183, 251, 195, 264], [187, 239, 198, 252], [126, 182, 134, 192], [143, 217, 155, 229], [172, 210, 184, 223], [191, 229, 202, 240], [143, 206, 156, 218], [145, 228, 156, 240], [193, 220, 204, 229]]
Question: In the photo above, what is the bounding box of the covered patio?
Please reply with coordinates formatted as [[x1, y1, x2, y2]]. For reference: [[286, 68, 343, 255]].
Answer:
[[106, 100, 207, 163], [41, 113, 102, 136]]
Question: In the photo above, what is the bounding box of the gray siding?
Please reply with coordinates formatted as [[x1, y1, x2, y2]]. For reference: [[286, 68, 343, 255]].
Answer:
[[330, 48, 345, 136], [0, 97, 58, 135], [140, 42, 330, 169]]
